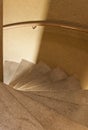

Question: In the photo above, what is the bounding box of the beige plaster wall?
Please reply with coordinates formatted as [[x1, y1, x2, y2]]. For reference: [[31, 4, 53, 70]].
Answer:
[[3, 0, 50, 63], [3, 0, 88, 89], [3, 0, 88, 25]]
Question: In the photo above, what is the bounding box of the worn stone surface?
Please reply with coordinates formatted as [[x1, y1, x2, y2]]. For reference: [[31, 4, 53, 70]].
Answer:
[[3, 60, 19, 84], [0, 83, 87, 130], [0, 83, 44, 130], [2, 60, 88, 129], [16, 67, 68, 91], [27, 89, 88, 105], [16, 75, 81, 91], [7, 84, 88, 127], [13, 62, 51, 89], [10, 59, 34, 86]]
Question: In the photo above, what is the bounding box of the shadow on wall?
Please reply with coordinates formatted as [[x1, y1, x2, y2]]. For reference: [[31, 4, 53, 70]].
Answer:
[[36, 0, 88, 89], [46, 0, 88, 25]]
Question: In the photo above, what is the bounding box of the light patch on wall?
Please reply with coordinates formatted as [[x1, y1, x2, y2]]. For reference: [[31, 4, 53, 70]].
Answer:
[[3, 26, 44, 63]]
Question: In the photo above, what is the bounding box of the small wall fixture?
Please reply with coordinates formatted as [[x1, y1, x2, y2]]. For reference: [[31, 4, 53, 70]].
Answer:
[[32, 26, 37, 29]]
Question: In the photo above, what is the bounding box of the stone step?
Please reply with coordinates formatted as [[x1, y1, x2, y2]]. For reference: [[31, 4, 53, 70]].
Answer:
[[26, 89, 88, 105], [13, 61, 51, 89], [0, 82, 44, 130], [9, 59, 34, 86], [16, 74, 81, 91], [3, 60, 19, 84], [2, 59, 88, 129], [5, 83, 88, 130], [25, 91, 88, 127], [15, 67, 68, 90]]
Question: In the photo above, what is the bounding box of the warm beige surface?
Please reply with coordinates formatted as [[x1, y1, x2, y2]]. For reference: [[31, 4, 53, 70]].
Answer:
[[10, 59, 34, 86], [3, 0, 88, 89], [16, 68, 68, 91], [0, 83, 44, 130], [13, 62, 51, 89], [2, 60, 88, 129], [0, 0, 3, 81], [4, 60, 88, 105], [27, 90, 88, 106], [3, 26, 44, 63], [17, 76, 81, 92], [0, 82, 88, 130], [3, 0, 88, 25], [22, 91, 88, 127]]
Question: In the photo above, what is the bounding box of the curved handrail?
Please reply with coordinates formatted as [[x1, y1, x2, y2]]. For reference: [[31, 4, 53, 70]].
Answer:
[[3, 20, 88, 33]]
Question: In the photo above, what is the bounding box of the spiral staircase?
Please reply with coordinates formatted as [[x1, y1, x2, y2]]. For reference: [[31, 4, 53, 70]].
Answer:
[[0, 59, 87, 130]]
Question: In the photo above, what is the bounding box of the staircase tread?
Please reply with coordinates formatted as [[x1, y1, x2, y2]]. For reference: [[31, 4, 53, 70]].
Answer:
[[15, 67, 68, 90], [3, 60, 88, 129], [25, 91, 88, 127], [8, 84, 88, 127], [3, 60, 19, 84], [13, 62, 51, 89], [2, 83, 88, 130], [0, 82, 44, 130], [16, 75, 81, 91], [10, 59, 34, 86], [26, 89, 88, 105]]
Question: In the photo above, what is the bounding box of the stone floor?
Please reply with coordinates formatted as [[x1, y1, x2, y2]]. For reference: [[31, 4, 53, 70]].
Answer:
[[1, 59, 88, 130]]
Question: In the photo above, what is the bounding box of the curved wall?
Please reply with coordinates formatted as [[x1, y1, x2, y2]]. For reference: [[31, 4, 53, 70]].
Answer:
[[3, 0, 88, 89]]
